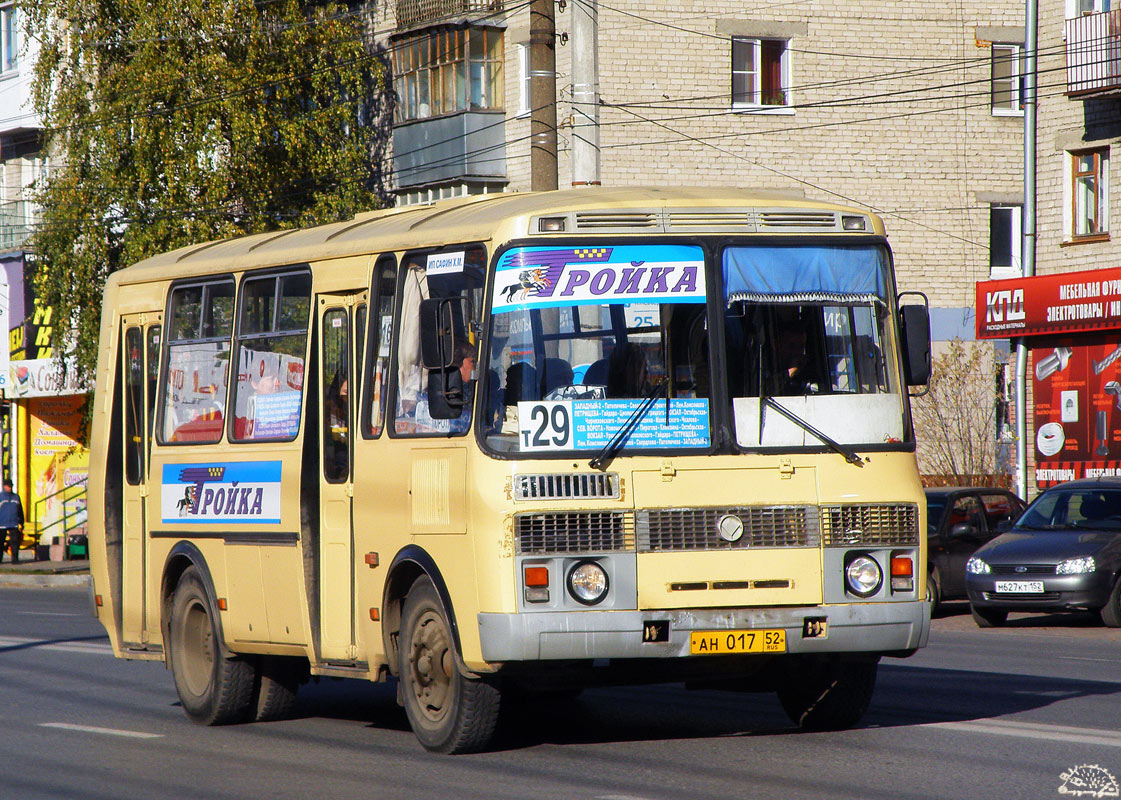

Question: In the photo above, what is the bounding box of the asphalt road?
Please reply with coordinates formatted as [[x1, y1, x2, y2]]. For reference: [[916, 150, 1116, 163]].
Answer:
[[2, 588, 1119, 800]]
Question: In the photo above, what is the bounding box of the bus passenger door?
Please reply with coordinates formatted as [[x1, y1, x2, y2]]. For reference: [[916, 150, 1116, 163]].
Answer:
[[121, 317, 161, 645], [318, 292, 365, 661]]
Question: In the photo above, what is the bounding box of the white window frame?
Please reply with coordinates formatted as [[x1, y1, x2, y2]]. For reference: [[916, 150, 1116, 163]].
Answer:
[[1065, 0, 1109, 18], [989, 204, 1023, 279], [1, 3, 17, 74], [731, 37, 793, 113], [991, 44, 1025, 116], [1064, 147, 1110, 242], [516, 43, 530, 118]]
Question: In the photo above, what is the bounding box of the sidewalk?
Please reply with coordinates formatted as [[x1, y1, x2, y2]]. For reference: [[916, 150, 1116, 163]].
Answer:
[[0, 551, 90, 588]]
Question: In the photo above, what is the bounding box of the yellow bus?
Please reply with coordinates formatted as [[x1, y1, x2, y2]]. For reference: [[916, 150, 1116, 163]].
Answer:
[[88, 187, 932, 753]]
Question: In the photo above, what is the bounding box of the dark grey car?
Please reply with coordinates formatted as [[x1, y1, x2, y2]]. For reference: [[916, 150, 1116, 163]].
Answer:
[[965, 479, 1121, 628], [924, 487, 1025, 606]]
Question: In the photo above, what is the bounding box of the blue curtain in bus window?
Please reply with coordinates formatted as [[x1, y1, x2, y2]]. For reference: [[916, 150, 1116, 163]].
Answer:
[[723, 245, 887, 302]]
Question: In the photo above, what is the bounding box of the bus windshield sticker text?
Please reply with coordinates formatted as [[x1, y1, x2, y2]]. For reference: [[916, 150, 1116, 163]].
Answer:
[[492, 245, 706, 313], [516, 399, 710, 451], [426, 251, 465, 275], [161, 460, 283, 524]]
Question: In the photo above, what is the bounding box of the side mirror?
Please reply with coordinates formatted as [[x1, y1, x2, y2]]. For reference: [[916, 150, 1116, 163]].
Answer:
[[949, 521, 975, 537], [899, 303, 931, 387], [420, 297, 467, 370], [426, 369, 465, 419]]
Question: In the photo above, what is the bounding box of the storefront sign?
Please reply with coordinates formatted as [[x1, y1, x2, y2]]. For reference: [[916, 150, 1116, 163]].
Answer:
[[977, 265, 1121, 339], [4, 357, 86, 398]]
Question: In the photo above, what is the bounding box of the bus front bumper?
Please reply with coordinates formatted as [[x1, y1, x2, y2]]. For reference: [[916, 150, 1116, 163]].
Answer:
[[477, 601, 930, 662]]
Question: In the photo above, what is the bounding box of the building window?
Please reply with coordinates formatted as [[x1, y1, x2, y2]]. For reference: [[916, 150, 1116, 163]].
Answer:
[[516, 42, 530, 117], [991, 44, 1024, 115], [1, 3, 17, 73], [731, 37, 790, 109], [393, 27, 504, 123], [1066, 0, 1108, 17], [1070, 148, 1110, 241], [990, 205, 1022, 279]]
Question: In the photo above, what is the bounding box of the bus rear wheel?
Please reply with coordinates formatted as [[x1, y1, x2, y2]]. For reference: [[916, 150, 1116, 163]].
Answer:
[[398, 577, 500, 754], [776, 655, 878, 731], [168, 566, 256, 725]]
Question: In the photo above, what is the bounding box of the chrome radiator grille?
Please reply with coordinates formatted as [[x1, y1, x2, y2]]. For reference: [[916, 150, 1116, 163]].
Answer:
[[636, 506, 820, 551], [515, 503, 918, 554], [515, 511, 633, 554], [820, 504, 919, 546]]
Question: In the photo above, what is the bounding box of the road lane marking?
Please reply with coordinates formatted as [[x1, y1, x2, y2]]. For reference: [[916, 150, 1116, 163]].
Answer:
[[928, 719, 1121, 748], [40, 723, 162, 739], [0, 635, 112, 655]]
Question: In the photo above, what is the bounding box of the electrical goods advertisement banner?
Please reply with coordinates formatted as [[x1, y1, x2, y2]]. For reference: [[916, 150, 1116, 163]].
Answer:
[[977, 265, 1121, 340], [1032, 332, 1121, 487]]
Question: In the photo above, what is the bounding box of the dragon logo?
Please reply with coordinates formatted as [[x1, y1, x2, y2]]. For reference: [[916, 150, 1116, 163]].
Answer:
[[500, 268, 551, 302], [1059, 765, 1119, 798]]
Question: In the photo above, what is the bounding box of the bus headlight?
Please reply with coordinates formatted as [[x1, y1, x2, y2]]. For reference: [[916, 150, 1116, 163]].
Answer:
[[844, 554, 882, 598], [567, 561, 609, 605]]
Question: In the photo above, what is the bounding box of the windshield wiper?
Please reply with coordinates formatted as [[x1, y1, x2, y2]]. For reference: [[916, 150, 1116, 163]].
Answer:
[[760, 395, 866, 468], [589, 382, 664, 470]]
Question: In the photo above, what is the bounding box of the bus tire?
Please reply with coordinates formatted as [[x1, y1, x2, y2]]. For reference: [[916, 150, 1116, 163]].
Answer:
[[253, 656, 303, 722], [398, 576, 500, 754], [776, 655, 878, 731], [168, 566, 256, 726]]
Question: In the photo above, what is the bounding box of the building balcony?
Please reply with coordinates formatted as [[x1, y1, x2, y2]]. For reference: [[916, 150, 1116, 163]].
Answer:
[[396, 0, 502, 30], [0, 200, 34, 253], [392, 110, 506, 189], [1066, 9, 1121, 96]]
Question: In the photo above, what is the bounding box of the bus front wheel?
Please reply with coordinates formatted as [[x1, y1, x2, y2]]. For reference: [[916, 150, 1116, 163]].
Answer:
[[776, 655, 878, 731], [398, 576, 501, 754], [168, 566, 256, 725]]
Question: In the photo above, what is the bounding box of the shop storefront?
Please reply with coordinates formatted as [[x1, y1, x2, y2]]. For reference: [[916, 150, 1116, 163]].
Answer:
[[977, 266, 1121, 490]]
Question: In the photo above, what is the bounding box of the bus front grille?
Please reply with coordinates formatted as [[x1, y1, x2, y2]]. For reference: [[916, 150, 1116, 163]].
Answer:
[[515, 511, 634, 554], [513, 472, 620, 501], [820, 503, 919, 546], [636, 506, 820, 551]]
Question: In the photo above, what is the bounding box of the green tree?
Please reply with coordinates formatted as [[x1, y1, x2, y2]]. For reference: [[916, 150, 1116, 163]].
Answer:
[[23, 0, 389, 387]]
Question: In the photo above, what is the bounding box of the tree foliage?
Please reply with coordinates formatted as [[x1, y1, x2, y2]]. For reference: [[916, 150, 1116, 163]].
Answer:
[[23, 0, 390, 383], [912, 339, 1010, 486]]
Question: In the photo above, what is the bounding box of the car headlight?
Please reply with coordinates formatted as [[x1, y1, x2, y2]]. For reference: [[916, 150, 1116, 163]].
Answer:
[[966, 556, 991, 575], [844, 554, 882, 597], [1056, 556, 1096, 575], [567, 561, 609, 605]]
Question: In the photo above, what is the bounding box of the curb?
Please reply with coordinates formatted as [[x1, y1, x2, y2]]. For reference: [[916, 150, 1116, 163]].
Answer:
[[0, 573, 91, 588]]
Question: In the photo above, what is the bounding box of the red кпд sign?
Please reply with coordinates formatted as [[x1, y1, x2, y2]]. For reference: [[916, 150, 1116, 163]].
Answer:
[[976, 265, 1121, 340]]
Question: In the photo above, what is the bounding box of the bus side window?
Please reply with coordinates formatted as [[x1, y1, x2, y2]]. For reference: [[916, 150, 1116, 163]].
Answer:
[[160, 280, 234, 444], [232, 270, 311, 442], [365, 256, 396, 438], [393, 247, 485, 437]]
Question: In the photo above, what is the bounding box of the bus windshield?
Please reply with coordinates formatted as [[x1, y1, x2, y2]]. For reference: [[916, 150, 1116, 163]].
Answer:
[[482, 243, 710, 455], [481, 241, 904, 457]]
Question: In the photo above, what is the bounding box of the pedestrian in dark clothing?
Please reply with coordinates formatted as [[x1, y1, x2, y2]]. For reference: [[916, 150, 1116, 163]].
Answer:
[[0, 481, 25, 564]]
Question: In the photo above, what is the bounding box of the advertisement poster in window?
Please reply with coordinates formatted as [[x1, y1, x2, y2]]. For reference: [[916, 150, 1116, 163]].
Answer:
[[1033, 332, 1121, 487]]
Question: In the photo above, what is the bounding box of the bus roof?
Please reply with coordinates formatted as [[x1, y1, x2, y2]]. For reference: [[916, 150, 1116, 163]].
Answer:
[[112, 186, 885, 285]]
